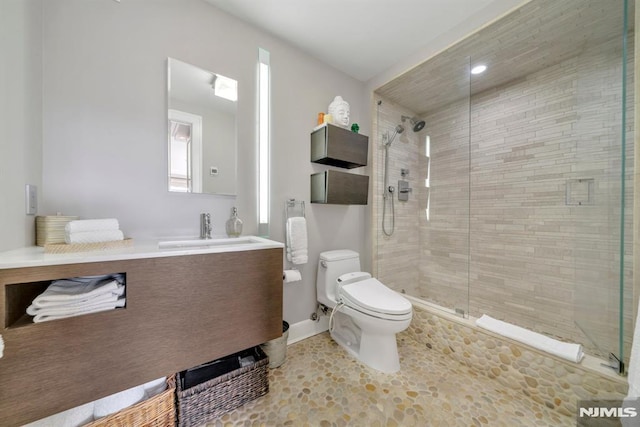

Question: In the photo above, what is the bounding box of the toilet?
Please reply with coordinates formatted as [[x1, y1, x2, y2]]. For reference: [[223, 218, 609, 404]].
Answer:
[[317, 249, 413, 373]]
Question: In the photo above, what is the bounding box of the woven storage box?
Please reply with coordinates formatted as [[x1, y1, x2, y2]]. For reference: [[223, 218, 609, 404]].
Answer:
[[86, 375, 176, 427], [177, 347, 269, 427], [35, 215, 78, 246]]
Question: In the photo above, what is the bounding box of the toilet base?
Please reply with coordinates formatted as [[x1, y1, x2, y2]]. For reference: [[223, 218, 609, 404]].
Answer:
[[329, 310, 404, 374]]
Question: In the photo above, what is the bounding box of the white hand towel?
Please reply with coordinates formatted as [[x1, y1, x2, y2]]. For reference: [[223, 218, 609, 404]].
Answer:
[[33, 298, 126, 323], [23, 401, 95, 427], [93, 385, 145, 418], [31, 277, 121, 307], [65, 218, 120, 233], [475, 314, 583, 363], [0, 335, 3, 359], [65, 230, 124, 244], [286, 217, 307, 265]]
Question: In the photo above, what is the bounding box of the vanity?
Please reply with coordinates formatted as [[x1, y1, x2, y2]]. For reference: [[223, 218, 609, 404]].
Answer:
[[0, 237, 283, 426]]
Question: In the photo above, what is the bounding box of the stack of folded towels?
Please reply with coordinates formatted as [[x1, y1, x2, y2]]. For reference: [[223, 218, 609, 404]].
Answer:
[[27, 274, 126, 323], [64, 218, 124, 244]]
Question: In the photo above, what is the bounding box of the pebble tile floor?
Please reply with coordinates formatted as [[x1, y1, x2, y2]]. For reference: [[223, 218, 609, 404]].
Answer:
[[206, 332, 574, 426]]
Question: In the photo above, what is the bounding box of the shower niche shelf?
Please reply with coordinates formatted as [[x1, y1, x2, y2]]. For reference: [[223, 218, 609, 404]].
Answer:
[[311, 123, 368, 168]]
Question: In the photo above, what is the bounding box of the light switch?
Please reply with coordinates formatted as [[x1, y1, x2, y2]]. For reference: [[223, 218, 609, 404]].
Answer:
[[25, 184, 37, 215]]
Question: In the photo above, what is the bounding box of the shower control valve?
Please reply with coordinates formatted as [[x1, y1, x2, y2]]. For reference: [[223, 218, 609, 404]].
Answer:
[[388, 185, 395, 193]]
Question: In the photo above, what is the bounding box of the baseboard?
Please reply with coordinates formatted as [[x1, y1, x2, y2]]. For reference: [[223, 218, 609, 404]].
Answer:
[[287, 317, 329, 345]]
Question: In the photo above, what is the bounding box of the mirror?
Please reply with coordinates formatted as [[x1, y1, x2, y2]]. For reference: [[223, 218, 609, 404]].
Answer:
[[167, 58, 238, 195]]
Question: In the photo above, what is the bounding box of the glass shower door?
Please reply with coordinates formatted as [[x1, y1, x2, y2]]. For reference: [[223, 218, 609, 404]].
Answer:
[[415, 54, 471, 316], [572, 0, 633, 368]]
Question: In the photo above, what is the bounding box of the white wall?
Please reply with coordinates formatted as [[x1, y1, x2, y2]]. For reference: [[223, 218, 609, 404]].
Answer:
[[38, 0, 366, 324], [0, 0, 42, 252]]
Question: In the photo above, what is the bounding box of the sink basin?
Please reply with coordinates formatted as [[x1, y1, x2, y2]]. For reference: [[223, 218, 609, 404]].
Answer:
[[158, 236, 264, 250]]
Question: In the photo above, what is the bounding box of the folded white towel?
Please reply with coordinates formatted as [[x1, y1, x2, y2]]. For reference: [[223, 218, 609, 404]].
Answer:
[[65, 230, 124, 244], [475, 314, 583, 363], [33, 298, 126, 323], [0, 335, 3, 359], [143, 377, 167, 399], [93, 385, 145, 418], [23, 401, 95, 427], [286, 217, 307, 265], [65, 218, 120, 233], [27, 288, 125, 316], [31, 276, 122, 308]]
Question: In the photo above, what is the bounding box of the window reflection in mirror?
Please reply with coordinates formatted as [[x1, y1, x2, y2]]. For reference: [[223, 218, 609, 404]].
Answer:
[[167, 58, 238, 195]]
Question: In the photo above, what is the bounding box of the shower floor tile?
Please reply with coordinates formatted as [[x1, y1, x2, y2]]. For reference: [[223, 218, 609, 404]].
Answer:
[[206, 332, 573, 426]]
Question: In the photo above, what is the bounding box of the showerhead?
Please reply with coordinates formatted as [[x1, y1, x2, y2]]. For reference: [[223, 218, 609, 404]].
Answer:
[[401, 115, 426, 132], [385, 124, 405, 146]]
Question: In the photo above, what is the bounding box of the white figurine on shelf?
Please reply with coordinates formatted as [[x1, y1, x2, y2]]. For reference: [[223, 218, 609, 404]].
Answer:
[[328, 96, 350, 128]]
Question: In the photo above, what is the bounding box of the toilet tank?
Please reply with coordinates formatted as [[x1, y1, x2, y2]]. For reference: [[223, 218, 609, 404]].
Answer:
[[317, 249, 361, 308]]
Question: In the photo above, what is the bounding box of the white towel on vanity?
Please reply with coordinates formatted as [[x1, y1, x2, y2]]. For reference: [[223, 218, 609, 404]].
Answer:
[[286, 217, 308, 265], [65, 230, 124, 244], [65, 218, 120, 233]]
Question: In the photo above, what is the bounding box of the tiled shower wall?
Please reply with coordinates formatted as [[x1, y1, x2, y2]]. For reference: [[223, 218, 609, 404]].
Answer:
[[373, 35, 634, 359]]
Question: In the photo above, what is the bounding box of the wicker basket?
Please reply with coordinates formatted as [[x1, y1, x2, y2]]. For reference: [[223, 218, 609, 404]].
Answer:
[[86, 375, 176, 427], [177, 347, 269, 427]]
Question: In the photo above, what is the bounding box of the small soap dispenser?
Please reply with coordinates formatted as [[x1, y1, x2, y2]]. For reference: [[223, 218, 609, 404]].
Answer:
[[225, 207, 243, 237]]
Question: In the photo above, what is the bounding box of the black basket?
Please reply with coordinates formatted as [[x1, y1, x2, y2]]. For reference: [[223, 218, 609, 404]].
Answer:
[[176, 347, 269, 427]]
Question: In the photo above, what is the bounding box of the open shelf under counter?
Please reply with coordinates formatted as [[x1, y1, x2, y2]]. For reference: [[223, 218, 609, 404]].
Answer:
[[0, 243, 283, 426]]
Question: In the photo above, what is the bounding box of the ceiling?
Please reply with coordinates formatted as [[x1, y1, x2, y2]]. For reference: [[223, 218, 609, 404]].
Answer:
[[204, 0, 526, 82], [377, 0, 635, 115]]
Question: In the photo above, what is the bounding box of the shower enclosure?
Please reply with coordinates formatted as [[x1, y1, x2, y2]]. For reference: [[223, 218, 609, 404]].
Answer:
[[372, 0, 634, 367]]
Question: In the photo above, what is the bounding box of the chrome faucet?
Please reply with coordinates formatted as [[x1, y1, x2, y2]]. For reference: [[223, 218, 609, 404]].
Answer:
[[200, 213, 212, 239]]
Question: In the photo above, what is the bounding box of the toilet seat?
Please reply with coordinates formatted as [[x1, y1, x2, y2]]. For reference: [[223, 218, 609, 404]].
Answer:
[[339, 278, 412, 320]]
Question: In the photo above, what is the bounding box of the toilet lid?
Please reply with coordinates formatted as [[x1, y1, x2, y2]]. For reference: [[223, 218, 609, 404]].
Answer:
[[340, 278, 412, 316]]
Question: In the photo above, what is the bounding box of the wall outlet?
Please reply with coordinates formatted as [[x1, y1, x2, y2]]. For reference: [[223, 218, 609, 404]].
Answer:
[[210, 167, 219, 176], [25, 184, 37, 215]]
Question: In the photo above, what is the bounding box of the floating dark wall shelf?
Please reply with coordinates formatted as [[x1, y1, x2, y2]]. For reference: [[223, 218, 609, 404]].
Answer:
[[310, 123, 368, 169], [311, 170, 369, 205]]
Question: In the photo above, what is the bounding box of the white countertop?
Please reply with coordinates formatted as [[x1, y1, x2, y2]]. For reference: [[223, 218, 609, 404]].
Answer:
[[0, 236, 284, 269]]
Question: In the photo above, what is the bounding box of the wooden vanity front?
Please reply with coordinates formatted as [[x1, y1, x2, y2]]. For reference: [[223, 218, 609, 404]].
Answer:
[[0, 247, 283, 426]]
